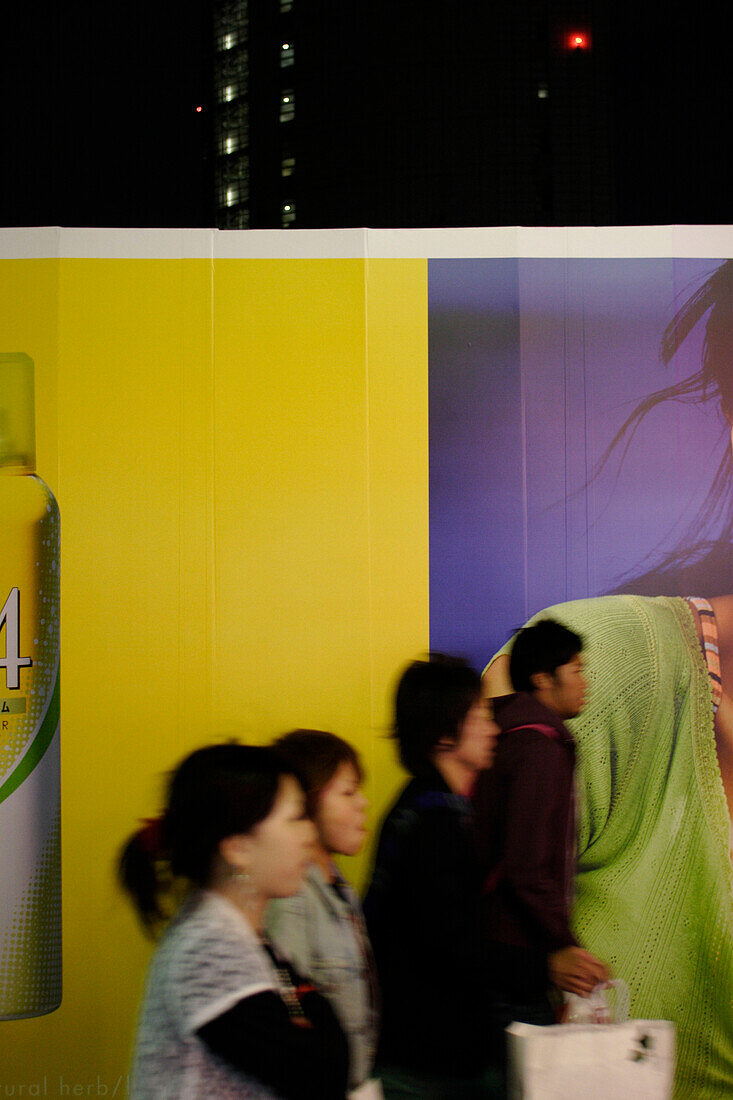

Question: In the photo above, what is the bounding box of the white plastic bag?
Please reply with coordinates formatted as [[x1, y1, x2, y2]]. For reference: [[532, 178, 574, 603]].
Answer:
[[506, 1015, 675, 1099]]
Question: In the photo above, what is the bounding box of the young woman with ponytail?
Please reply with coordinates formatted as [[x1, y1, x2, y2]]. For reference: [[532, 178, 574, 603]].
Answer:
[[119, 743, 349, 1100]]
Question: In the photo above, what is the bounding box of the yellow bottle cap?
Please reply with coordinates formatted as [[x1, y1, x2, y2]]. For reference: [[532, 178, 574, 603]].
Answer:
[[0, 353, 35, 472]]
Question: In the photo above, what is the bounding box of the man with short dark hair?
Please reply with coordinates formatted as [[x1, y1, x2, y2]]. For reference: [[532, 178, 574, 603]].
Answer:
[[364, 654, 499, 1098], [475, 619, 608, 1058]]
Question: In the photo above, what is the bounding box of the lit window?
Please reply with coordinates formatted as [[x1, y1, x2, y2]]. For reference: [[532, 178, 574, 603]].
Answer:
[[279, 91, 295, 122], [225, 136, 237, 154], [222, 32, 236, 50], [280, 41, 294, 67], [280, 0, 293, 10], [218, 161, 249, 213], [537, 83, 548, 99], [218, 80, 240, 104], [281, 156, 295, 177], [282, 202, 296, 228]]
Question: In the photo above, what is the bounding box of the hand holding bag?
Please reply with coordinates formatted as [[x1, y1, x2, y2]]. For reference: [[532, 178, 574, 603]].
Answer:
[[506, 982, 675, 1099], [348, 1080, 384, 1100], [562, 978, 630, 1024]]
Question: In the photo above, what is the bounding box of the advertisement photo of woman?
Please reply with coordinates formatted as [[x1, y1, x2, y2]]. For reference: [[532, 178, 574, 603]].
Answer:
[[429, 255, 733, 1097]]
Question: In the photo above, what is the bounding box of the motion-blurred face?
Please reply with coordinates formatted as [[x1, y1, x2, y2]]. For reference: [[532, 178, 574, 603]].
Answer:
[[545, 654, 587, 719], [247, 775, 316, 900], [453, 696, 499, 772], [315, 760, 368, 858]]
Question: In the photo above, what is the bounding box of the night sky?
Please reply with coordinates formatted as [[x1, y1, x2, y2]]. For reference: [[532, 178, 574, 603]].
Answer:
[[2, 1, 732, 229], [606, 2, 733, 225], [2, 0, 213, 228]]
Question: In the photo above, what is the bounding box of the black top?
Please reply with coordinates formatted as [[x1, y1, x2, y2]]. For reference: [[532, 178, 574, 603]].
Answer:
[[197, 950, 349, 1100], [363, 765, 486, 1077]]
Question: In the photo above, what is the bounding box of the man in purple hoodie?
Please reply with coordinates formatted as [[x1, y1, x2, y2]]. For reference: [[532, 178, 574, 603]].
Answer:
[[474, 619, 608, 1059]]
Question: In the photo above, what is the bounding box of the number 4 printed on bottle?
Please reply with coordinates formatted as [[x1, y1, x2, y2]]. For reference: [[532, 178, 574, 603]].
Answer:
[[0, 587, 33, 691]]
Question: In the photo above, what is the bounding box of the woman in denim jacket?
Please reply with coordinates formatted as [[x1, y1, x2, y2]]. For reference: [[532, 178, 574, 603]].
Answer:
[[267, 730, 380, 1098]]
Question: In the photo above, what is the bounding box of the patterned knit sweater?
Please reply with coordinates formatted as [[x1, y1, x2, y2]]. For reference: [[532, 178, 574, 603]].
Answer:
[[489, 595, 733, 1099]]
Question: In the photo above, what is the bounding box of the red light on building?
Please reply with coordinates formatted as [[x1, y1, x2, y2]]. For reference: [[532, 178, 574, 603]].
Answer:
[[567, 30, 590, 50], [195, 105, 204, 113]]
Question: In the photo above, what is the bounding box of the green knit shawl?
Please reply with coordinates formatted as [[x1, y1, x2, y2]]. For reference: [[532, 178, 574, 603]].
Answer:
[[490, 595, 733, 1098]]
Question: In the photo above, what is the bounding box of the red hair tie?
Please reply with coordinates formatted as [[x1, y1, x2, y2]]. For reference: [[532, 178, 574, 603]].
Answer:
[[138, 817, 164, 856]]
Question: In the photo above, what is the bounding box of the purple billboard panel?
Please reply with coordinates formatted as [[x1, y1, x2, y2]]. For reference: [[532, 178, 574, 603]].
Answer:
[[429, 257, 731, 666]]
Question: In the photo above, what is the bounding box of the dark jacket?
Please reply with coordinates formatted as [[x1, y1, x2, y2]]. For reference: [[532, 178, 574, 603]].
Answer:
[[474, 692, 578, 958], [363, 765, 485, 1077]]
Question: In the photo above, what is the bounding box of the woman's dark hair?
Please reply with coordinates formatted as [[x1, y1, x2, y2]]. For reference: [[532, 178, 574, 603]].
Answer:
[[393, 654, 482, 776], [272, 729, 363, 819], [509, 619, 583, 694], [118, 744, 291, 934], [597, 260, 733, 591]]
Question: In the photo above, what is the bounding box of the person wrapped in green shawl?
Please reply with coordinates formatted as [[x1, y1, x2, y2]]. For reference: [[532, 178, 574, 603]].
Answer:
[[485, 594, 733, 1099]]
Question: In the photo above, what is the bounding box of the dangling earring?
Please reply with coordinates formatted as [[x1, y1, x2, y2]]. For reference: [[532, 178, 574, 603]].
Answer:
[[230, 866, 256, 913]]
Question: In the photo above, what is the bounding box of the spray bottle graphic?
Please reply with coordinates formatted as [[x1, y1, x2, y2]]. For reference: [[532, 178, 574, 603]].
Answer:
[[0, 353, 60, 1019]]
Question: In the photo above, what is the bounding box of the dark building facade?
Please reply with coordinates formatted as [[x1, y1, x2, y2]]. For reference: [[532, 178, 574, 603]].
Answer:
[[4, 0, 732, 230], [212, 1, 615, 230]]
